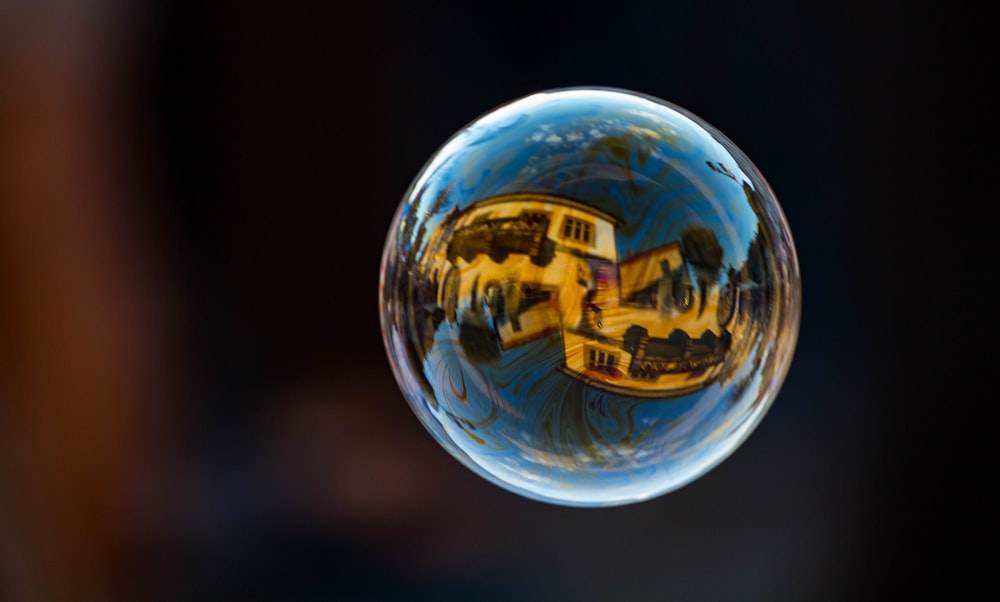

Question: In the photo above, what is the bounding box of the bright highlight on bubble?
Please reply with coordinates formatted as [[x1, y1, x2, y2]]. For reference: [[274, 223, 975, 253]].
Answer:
[[379, 87, 800, 507]]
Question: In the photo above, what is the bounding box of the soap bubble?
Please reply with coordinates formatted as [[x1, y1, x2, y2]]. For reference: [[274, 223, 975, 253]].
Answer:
[[379, 87, 800, 507]]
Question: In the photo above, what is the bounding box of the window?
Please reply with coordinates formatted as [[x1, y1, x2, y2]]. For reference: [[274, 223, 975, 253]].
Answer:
[[519, 210, 548, 224], [562, 216, 594, 244], [587, 347, 618, 374], [518, 210, 549, 232]]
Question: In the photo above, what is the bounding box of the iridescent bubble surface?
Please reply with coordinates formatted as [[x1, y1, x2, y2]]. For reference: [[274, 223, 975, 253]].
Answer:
[[379, 87, 800, 507]]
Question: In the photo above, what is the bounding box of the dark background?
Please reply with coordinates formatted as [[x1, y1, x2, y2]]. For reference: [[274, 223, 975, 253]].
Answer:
[[0, 1, 992, 601]]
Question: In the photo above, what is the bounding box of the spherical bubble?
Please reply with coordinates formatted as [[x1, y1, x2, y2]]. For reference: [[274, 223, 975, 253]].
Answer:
[[379, 87, 800, 507]]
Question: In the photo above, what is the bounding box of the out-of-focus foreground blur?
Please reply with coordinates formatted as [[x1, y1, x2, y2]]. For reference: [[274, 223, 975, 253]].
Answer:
[[0, 1, 991, 601]]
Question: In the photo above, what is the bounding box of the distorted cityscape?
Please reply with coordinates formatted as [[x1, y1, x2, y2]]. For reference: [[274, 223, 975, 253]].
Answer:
[[395, 192, 770, 398]]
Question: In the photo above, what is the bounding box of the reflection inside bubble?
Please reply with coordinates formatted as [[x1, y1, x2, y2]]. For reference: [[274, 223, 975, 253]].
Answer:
[[380, 87, 800, 506], [408, 191, 766, 397]]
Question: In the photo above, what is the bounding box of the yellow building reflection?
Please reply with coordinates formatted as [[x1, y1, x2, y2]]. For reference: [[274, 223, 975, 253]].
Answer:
[[420, 192, 744, 398]]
